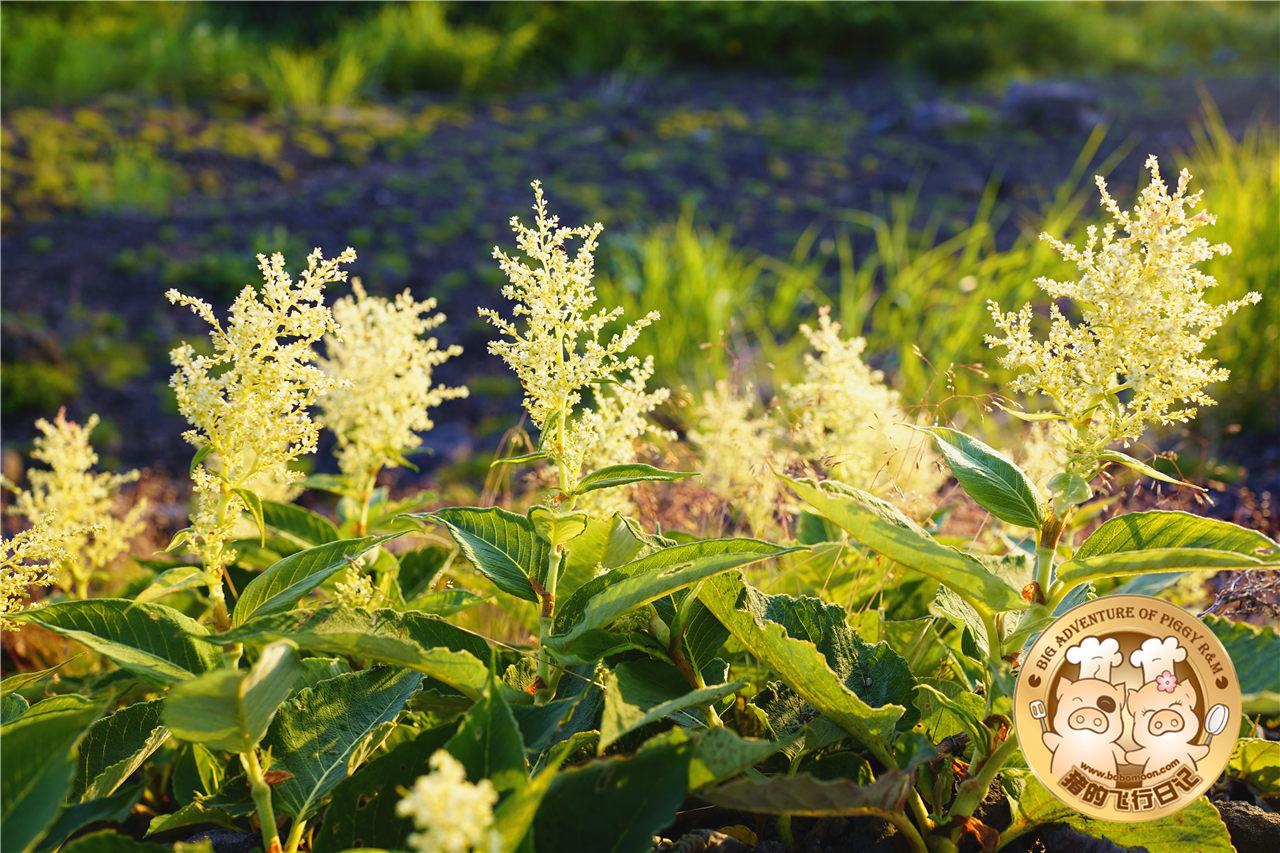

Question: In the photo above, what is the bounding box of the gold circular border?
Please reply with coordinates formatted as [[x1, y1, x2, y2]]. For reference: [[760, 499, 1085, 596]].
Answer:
[[1013, 594, 1241, 822]]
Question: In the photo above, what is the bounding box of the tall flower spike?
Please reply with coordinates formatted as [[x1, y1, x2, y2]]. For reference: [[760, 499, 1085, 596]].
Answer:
[[318, 278, 469, 491], [481, 181, 659, 493], [1, 513, 73, 630], [987, 156, 1260, 473], [168, 247, 355, 575], [3, 410, 144, 598]]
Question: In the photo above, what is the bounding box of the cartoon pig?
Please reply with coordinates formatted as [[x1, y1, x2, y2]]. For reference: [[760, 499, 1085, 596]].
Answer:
[[1126, 677, 1209, 779], [1043, 677, 1128, 780]]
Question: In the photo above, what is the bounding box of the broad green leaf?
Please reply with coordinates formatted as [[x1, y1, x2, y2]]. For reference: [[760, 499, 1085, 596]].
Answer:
[[170, 743, 224, 806], [1, 658, 79, 696], [144, 801, 241, 837], [1228, 738, 1280, 795], [1205, 615, 1280, 715], [698, 573, 902, 765], [214, 607, 494, 700], [784, 476, 1026, 617], [425, 506, 549, 602], [685, 726, 786, 790], [162, 641, 301, 753], [1003, 778, 1233, 851], [1099, 448, 1202, 489], [72, 699, 169, 802], [1, 694, 101, 853], [3, 692, 29, 723], [569, 463, 696, 496], [33, 779, 147, 853], [9, 600, 221, 683], [1075, 510, 1278, 559], [558, 514, 646, 599], [408, 588, 489, 617], [261, 500, 340, 548], [233, 487, 265, 545], [534, 738, 693, 853], [600, 660, 746, 750], [916, 426, 1043, 528], [1053, 547, 1276, 598], [232, 534, 401, 626], [131, 567, 211, 607], [491, 736, 577, 853], [701, 769, 914, 818], [314, 724, 458, 852], [396, 545, 450, 600], [549, 539, 794, 656], [528, 506, 589, 549], [262, 666, 423, 820], [445, 677, 527, 792], [60, 832, 169, 852], [1047, 472, 1093, 516]]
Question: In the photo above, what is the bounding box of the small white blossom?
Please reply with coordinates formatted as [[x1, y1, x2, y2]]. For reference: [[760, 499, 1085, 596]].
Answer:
[[396, 750, 501, 853]]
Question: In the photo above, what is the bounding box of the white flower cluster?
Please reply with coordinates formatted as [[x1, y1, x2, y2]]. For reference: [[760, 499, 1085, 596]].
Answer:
[[783, 312, 942, 511], [3, 410, 144, 598], [481, 181, 659, 492], [1, 513, 70, 629], [318, 278, 468, 488], [987, 156, 1261, 470], [688, 380, 783, 536], [396, 750, 501, 853], [168, 248, 355, 571]]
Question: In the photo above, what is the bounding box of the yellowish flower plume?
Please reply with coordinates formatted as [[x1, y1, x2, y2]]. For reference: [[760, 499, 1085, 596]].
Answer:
[[3, 410, 144, 598], [783, 311, 942, 511], [167, 247, 355, 573], [1, 513, 72, 629], [318, 278, 469, 490], [688, 380, 783, 536], [987, 156, 1261, 472], [481, 181, 659, 493]]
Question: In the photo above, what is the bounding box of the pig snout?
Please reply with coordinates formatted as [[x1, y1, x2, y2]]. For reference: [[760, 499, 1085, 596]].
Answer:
[[1068, 706, 1111, 734], [1147, 709, 1185, 736]]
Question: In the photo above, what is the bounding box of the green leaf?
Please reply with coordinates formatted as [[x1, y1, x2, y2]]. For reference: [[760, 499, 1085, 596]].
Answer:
[[72, 699, 169, 802], [784, 475, 1026, 617], [233, 487, 265, 546], [916, 426, 1044, 528], [534, 737, 693, 853], [314, 724, 458, 852], [1099, 448, 1204, 489], [189, 444, 213, 475], [60, 831, 169, 853], [162, 641, 301, 753], [1205, 616, 1280, 715], [144, 801, 241, 838], [408, 588, 489, 617], [549, 539, 794, 657], [444, 677, 527, 792], [569, 463, 696, 496], [262, 666, 422, 820], [701, 769, 914, 818], [2, 692, 29, 724], [1228, 738, 1280, 795], [214, 607, 494, 700], [131, 567, 211, 607], [685, 726, 786, 790], [1, 658, 79, 696], [558, 514, 646, 600], [1003, 779, 1233, 851], [1, 694, 101, 853], [33, 779, 147, 853], [1048, 472, 1093, 516], [1077, 510, 1278, 559], [424, 506, 549, 602], [261, 500, 340, 548], [1053, 548, 1276, 598], [490, 450, 549, 467], [232, 534, 401, 626], [697, 573, 902, 765], [8, 600, 221, 683], [600, 660, 746, 751], [527, 506, 589, 548]]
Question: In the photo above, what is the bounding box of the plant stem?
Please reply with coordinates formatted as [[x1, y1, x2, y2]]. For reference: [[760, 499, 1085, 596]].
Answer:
[[945, 732, 1021, 830], [283, 816, 307, 853], [241, 749, 282, 853], [535, 548, 561, 704]]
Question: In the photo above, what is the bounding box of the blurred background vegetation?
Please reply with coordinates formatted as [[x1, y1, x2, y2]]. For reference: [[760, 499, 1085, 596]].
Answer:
[[2, 1, 1277, 481]]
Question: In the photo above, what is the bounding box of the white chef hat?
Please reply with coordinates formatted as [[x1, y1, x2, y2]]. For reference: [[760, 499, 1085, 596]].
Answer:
[[1065, 636, 1123, 681], [1130, 636, 1187, 684]]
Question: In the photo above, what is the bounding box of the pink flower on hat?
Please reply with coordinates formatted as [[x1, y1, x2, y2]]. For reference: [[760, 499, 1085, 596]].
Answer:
[[1156, 670, 1177, 693]]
